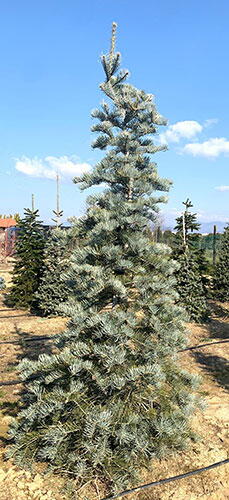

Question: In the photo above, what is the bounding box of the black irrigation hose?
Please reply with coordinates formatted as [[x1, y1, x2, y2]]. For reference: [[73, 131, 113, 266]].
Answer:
[[0, 339, 228, 387], [0, 379, 23, 386], [0, 336, 228, 350], [0, 335, 55, 345], [0, 335, 228, 498], [179, 339, 229, 352], [0, 374, 38, 386], [101, 459, 229, 500]]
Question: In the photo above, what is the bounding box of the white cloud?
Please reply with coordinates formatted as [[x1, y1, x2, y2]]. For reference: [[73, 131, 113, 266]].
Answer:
[[182, 137, 229, 158], [195, 210, 229, 223], [160, 120, 203, 144], [204, 118, 218, 128], [15, 156, 91, 180], [215, 185, 229, 192]]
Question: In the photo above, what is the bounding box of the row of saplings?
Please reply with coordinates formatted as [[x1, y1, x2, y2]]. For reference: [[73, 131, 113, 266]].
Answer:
[[6, 201, 229, 323], [3, 24, 229, 496]]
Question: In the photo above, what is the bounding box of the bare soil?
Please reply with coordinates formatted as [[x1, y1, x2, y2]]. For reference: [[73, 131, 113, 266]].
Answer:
[[0, 264, 228, 499]]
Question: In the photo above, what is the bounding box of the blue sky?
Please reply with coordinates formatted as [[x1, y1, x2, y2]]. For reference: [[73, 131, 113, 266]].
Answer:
[[0, 0, 229, 228]]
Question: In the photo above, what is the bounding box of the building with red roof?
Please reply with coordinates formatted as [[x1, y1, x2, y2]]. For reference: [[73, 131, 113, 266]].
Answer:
[[0, 218, 17, 229], [0, 219, 17, 257]]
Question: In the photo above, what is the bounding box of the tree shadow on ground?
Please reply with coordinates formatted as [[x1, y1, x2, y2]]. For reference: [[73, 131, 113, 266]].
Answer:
[[205, 302, 229, 340], [0, 326, 57, 420], [192, 351, 229, 391], [10, 325, 55, 363], [207, 318, 229, 340], [210, 301, 229, 319], [0, 400, 21, 417]]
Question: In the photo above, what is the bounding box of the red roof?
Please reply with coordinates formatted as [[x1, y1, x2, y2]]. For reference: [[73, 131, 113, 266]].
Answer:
[[0, 218, 17, 228]]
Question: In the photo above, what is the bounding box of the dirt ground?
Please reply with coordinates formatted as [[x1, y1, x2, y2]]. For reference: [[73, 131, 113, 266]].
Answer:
[[0, 263, 228, 499]]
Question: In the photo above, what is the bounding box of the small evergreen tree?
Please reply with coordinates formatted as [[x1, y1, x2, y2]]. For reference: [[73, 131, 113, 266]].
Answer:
[[14, 213, 21, 224], [8, 25, 200, 491], [174, 199, 200, 246], [213, 224, 229, 301], [163, 229, 174, 246], [173, 199, 209, 322], [35, 228, 69, 316], [6, 208, 45, 310]]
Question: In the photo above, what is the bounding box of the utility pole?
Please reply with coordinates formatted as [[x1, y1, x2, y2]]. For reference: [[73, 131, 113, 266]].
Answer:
[[52, 173, 63, 227], [31, 194, 35, 211], [56, 172, 60, 218], [156, 226, 161, 243]]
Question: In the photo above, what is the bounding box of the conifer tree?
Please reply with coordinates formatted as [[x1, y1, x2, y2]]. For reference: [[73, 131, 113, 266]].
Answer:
[[8, 25, 200, 491], [213, 224, 229, 301], [173, 199, 209, 322], [35, 228, 69, 316], [35, 178, 69, 316], [174, 199, 200, 246], [6, 208, 45, 310]]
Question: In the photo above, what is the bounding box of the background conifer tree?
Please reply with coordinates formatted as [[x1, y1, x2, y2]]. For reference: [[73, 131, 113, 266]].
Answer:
[[35, 228, 69, 316], [8, 25, 200, 491], [174, 199, 200, 245], [6, 208, 45, 310], [173, 199, 209, 322], [35, 184, 69, 316], [213, 224, 229, 301]]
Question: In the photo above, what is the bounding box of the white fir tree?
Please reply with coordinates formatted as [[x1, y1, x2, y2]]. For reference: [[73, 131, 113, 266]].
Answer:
[[8, 24, 200, 492]]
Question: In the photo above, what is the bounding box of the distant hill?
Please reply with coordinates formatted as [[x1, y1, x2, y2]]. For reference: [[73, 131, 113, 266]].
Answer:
[[153, 220, 228, 234], [199, 221, 228, 233]]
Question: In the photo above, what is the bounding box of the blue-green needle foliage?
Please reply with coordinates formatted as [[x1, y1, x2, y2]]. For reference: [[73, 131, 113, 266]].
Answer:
[[213, 224, 229, 301], [35, 228, 69, 316], [8, 24, 201, 491]]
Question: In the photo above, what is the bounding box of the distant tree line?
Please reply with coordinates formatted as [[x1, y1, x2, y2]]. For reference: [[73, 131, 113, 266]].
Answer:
[[152, 227, 223, 251], [0, 213, 20, 222]]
